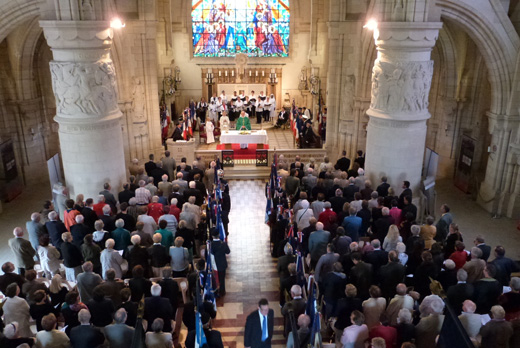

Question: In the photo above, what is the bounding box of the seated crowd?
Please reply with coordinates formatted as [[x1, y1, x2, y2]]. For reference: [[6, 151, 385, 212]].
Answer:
[[272, 152, 520, 348], [0, 154, 231, 348]]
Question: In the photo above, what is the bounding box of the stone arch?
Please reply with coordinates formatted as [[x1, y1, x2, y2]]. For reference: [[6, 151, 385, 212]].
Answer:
[[437, 0, 520, 116], [16, 16, 43, 101], [0, 0, 40, 44], [435, 24, 458, 100]]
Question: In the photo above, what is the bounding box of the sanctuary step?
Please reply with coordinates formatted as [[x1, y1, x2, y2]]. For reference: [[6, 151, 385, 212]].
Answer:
[[222, 164, 271, 180]]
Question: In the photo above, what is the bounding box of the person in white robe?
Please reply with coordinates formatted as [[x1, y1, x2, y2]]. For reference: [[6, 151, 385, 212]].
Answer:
[[268, 94, 277, 124], [205, 118, 215, 144], [220, 112, 230, 131]]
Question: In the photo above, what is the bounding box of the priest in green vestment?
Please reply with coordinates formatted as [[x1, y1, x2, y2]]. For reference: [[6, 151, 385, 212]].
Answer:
[[236, 111, 252, 130]]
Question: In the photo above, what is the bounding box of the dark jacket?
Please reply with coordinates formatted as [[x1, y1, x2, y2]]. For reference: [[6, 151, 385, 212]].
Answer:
[[69, 324, 105, 348], [144, 296, 174, 332], [45, 220, 67, 250], [61, 241, 83, 268], [244, 308, 275, 348], [211, 239, 230, 271]]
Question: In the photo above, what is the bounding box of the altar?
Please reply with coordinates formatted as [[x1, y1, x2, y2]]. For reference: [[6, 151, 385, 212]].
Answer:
[[220, 129, 269, 144]]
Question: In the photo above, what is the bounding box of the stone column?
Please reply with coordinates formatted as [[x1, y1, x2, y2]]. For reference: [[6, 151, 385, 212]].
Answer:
[[40, 21, 126, 198], [365, 22, 442, 194]]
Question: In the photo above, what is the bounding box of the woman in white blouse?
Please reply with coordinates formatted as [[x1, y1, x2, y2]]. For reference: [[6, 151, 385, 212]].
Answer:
[[37, 234, 61, 279]]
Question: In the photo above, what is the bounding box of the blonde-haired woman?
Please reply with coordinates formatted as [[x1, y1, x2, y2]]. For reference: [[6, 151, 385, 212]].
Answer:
[[383, 224, 402, 252]]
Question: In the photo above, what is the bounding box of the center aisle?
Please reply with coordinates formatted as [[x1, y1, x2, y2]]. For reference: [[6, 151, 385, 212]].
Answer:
[[213, 179, 285, 348]]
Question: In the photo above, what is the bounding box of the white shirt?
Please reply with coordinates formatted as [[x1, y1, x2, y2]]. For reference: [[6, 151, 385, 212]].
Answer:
[[220, 93, 227, 103]]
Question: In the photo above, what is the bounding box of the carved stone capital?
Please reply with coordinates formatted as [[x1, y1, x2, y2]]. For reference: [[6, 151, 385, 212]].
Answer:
[[40, 20, 113, 51], [50, 59, 119, 119], [375, 22, 442, 51]]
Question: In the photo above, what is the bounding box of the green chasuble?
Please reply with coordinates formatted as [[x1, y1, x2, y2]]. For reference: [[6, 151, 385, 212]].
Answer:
[[236, 116, 252, 130]]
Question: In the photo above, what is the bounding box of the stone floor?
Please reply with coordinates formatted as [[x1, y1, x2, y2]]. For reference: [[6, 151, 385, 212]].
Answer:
[[1, 177, 520, 347]]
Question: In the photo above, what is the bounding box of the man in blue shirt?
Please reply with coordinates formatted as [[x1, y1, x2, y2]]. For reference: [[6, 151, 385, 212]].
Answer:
[[342, 207, 362, 242]]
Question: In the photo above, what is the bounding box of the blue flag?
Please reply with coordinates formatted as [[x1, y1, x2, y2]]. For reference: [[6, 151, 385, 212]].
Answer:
[[195, 311, 208, 348], [305, 282, 316, 327]]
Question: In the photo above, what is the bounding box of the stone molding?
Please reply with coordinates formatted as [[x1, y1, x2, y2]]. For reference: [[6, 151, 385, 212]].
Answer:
[[40, 20, 112, 50], [50, 59, 119, 118]]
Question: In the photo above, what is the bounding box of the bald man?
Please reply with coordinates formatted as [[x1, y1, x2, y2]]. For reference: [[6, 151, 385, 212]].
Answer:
[[8, 227, 35, 276]]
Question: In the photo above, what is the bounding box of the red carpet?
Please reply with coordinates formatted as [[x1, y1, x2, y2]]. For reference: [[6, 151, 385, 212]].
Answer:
[[216, 143, 269, 159]]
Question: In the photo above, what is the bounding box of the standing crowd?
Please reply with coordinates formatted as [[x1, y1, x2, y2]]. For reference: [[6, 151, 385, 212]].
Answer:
[[0, 152, 231, 348], [268, 151, 520, 348]]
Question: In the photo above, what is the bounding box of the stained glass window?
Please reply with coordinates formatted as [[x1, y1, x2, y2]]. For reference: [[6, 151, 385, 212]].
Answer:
[[192, 0, 290, 57]]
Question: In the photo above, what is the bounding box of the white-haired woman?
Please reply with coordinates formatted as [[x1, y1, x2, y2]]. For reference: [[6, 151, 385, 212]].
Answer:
[[101, 238, 125, 279], [415, 295, 445, 348], [93, 219, 110, 250], [3, 283, 34, 338], [0, 321, 35, 347]]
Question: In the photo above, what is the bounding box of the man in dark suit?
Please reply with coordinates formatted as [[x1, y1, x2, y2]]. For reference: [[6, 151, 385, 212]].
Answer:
[[343, 177, 359, 202], [354, 150, 365, 168], [280, 264, 298, 307], [118, 183, 135, 205], [349, 252, 373, 300], [211, 229, 231, 296], [435, 204, 453, 243], [0, 262, 25, 294], [172, 122, 184, 141], [364, 240, 388, 277], [376, 176, 390, 197], [281, 285, 306, 337], [115, 203, 136, 233], [144, 284, 174, 332], [104, 308, 135, 348], [185, 312, 224, 348], [45, 211, 67, 251], [335, 151, 351, 172], [397, 181, 412, 209], [244, 298, 274, 348], [145, 154, 157, 176], [446, 269, 474, 314], [158, 267, 179, 315], [474, 235, 491, 262], [69, 309, 105, 348], [378, 251, 406, 299], [99, 183, 117, 214], [176, 157, 192, 173], [70, 215, 92, 247], [184, 181, 203, 206], [81, 198, 99, 231], [401, 196, 417, 222], [188, 163, 204, 183]]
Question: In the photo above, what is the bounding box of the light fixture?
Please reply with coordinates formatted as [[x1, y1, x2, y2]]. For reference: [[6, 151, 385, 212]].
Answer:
[[205, 68, 214, 85], [363, 18, 378, 31], [110, 18, 126, 29], [268, 68, 278, 85]]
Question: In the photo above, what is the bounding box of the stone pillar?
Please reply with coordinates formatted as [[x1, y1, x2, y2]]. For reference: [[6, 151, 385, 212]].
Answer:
[[365, 22, 442, 194], [40, 21, 126, 198]]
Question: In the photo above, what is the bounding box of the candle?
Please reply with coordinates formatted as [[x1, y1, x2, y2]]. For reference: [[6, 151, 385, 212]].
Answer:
[[255, 71, 258, 77], [262, 71, 265, 77], [219, 70, 222, 77], [225, 70, 228, 77], [232, 70, 234, 77], [274, 73, 277, 78], [249, 70, 252, 77]]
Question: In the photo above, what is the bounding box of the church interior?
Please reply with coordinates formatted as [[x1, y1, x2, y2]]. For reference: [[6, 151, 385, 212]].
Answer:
[[1, 0, 520, 347]]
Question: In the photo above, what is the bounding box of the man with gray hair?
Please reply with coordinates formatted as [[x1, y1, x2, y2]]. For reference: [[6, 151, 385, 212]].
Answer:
[[308, 222, 331, 270], [26, 212, 44, 255], [45, 210, 67, 251], [281, 284, 306, 337], [405, 224, 424, 254], [463, 247, 486, 283], [415, 295, 445, 348], [385, 283, 414, 326], [135, 179, 152, 205], [184, 180, 203, 206], [111, 219, 131, 251], [71, 214, 91, 248], [70, 309, 105, 348], [104, 308, 135, 348], [172, 172, 188, 194], [145, 176, 158, 196], [144, 283, 174, 333], [458, 300, 482, 341], [76, 261, 102, 303], [8, 227, 35, 276], [158, 174, 173, 198], [447, 269, 474, 314], [480, 305, 514, 347]]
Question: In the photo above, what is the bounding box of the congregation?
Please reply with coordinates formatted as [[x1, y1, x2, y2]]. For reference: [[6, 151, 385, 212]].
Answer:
[[0, 152, 231, 348], [270, 151, 520, 348]]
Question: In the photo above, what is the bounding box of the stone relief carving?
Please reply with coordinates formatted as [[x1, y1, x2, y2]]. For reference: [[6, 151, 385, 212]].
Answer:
[[342, 74, 356, 118], [370, 60, 433, 114], [50, 60, 119, 117]]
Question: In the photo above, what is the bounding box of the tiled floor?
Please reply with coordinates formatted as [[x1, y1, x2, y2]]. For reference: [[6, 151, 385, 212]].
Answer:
[[198, 123, 296, 150], [1, 177, 520, 347]]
